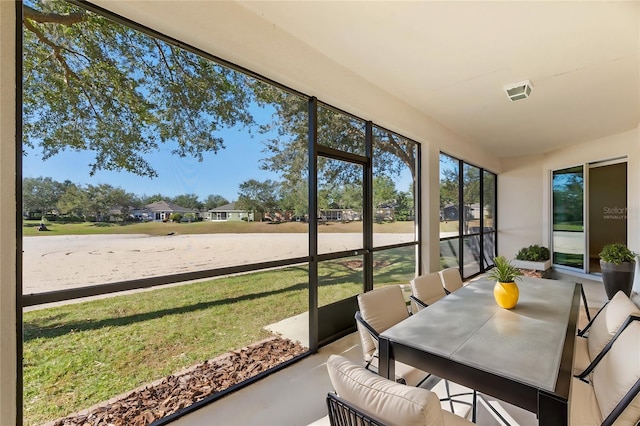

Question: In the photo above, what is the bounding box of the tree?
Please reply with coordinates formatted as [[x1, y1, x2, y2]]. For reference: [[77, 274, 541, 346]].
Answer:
[[107, 187, 139, 221], [203, 194, 229, 211], [22, 176, 66, 219], [84, 184, 118, 221], [252, 83, 418, 192], [395, 191, 414, 221], [372, 176, 397, 208], [140, 194, 168, 205], [23, 1, 255, 178], [278, 181, 308, 219], [171, 194, 202, 211], [236, 179, 280, 217], [57, 183, 87, 219]]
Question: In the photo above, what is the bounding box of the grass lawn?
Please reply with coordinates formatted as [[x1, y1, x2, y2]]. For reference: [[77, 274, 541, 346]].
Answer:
[[23, 219, 415, 236], [23, 266, 309, 425], [23, 249, 414, 425]]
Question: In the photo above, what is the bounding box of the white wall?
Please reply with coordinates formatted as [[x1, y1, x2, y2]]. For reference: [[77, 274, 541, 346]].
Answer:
[[0, 1, 17, 423], [498, 154, 545, 259], [498, 127, 640, 269]]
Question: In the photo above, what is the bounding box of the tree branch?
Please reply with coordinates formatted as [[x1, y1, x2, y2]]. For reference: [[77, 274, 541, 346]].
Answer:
[[23, 5, 86, 25], [23, 17, 79, 84]]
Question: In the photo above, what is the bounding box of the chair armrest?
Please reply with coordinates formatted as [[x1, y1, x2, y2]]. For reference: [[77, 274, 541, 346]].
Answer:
[[326, 392, 384, 426], [409, 295, 429, 309], [577, 298, 609, 337]]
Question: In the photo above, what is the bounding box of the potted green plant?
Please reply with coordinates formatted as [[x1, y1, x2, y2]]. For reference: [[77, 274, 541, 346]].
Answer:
[[512, 244, 551, 274], [488, 256, 523, 309], [599, 242, 637, 299]]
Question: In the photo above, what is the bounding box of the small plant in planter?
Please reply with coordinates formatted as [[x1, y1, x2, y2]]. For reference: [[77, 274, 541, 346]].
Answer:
[[488, 256, 523, 309], [599, 242, 637, 299], [512, 244, 551, 276]]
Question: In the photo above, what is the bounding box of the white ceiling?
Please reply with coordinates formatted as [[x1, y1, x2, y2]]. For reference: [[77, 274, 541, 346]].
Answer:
[[97, 1, 639, 159]]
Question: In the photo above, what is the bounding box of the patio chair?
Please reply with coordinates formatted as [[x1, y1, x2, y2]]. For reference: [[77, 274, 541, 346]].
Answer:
[[326, 354, 475, 426], [438, 267, 464, 294], [571, 315, 640, 425], [573, 290, 640, 375], [355, 285, 429, 387], [355, 285, 476, 419], [409, 272, 447, 312]]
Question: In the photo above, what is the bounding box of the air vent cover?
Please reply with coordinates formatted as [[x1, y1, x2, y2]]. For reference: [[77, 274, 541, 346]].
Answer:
[[504, 80, 533, 101]]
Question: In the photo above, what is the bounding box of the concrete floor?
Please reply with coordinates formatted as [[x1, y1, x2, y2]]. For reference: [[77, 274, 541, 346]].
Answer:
[[171, 272, 608, 426]]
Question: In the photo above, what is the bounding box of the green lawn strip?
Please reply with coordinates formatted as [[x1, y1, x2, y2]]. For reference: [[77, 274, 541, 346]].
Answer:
[[23, 219, 415, 237]]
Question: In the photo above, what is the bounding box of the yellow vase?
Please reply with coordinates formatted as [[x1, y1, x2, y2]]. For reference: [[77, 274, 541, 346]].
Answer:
[[493, 282, 519, 309]]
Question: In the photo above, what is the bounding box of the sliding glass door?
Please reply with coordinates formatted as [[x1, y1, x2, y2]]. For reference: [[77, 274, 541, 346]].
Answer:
[[552, 161, 628, 274]]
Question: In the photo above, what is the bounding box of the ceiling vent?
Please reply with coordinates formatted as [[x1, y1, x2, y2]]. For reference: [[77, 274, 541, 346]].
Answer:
[[504, 80, 533, 101]]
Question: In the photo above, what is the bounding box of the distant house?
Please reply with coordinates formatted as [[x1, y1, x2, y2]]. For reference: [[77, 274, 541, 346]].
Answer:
[[318, 208, 361, 222], [145, 200, 198, 222], [204, 202, 258, 222], [441, 204, 476, 221]]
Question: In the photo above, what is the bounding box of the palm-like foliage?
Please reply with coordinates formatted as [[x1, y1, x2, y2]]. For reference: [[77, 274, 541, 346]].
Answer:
[[488, 256, 523, 283]]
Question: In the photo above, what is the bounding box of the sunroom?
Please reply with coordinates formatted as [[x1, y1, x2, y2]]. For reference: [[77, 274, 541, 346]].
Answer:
[[1, 1, 639, 425]]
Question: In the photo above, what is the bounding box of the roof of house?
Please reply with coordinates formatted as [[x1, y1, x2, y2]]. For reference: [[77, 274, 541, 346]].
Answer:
[[210, 202, 247, 212], [145, 200, 194, 213]]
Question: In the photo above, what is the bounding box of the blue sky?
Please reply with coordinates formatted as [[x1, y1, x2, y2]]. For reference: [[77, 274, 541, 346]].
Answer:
[[22, 125, 281, 203]]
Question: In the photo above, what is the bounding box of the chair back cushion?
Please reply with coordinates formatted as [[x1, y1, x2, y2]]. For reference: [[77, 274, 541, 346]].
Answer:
[[588, 291, 640, 360], [357, 285, 409, 357], [438, 268, 464, 293], [411, 273, 447, 306], [592, 319, 640, 423], [327, 355, 443, 426]]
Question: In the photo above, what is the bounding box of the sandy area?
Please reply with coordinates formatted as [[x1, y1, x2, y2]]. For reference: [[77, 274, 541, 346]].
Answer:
[[22, 233, 413, 295]]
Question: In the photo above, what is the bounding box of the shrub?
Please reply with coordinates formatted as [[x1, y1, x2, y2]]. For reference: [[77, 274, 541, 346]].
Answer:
[[599, 242, 637, 265], [515, 244, 550, 261]]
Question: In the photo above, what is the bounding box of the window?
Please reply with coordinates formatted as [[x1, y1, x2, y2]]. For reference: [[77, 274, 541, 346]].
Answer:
[[439, 153, 496, 279]]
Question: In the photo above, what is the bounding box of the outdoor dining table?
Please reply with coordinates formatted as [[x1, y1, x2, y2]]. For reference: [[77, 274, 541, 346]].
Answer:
[[378, 276, 581, 426]]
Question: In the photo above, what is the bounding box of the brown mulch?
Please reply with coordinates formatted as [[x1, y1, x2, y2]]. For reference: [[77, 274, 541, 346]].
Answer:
[[340, 259, 390, 271], [518, 269, 543, 278], [51, 337, 307, 426]]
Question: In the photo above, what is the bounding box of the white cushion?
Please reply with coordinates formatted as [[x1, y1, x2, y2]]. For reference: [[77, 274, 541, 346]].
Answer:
[[326, 355, 446, 426], [443, 411, 475, 426], [438, 268, 464, 293], [592, 320, 640, 423], [569, 377, 602, 426], [357, 285, 409, 357], [411, 273, 447, 307], [587, 291, 640, 361]]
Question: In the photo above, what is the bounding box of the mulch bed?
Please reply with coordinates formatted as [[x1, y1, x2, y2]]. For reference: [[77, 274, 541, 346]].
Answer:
[[51, 337, 307, 426]]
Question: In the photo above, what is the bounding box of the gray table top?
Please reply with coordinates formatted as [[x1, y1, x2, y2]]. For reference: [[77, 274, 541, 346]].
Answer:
[[381, 276, 577, 392]]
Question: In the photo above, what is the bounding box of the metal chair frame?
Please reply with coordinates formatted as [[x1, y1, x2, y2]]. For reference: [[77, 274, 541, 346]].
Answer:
[[326, 392, 384, 426], [574, 315, 640, 426]]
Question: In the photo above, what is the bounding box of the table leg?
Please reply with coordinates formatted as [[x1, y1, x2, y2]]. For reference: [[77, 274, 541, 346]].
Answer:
[[378, 337, 395, 380], [538, 390, 567, 425]]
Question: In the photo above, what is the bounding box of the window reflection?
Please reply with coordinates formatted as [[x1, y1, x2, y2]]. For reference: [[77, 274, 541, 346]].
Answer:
[[552, 166, 585, 269]]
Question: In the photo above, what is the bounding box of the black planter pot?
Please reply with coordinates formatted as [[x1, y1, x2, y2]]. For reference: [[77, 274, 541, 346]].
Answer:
[[600, 260, 635, 299]]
